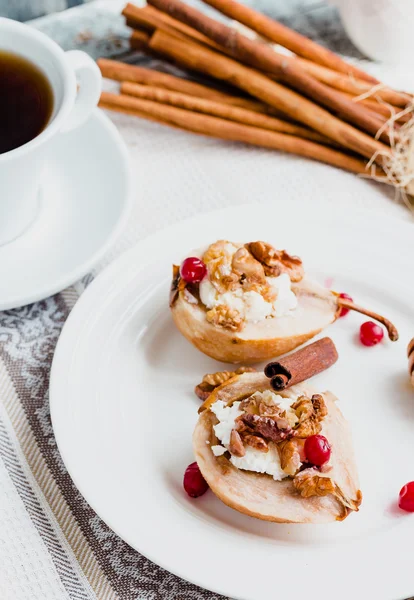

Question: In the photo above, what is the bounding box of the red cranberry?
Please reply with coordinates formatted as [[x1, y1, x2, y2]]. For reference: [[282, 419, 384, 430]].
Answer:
[[338, 292, 353, 317], [183, 462, 209, 498], [304, 435, 331, 466], [399, 482, 414, 512], [180, 257, 207, 283], [360, 321, 384, 346]]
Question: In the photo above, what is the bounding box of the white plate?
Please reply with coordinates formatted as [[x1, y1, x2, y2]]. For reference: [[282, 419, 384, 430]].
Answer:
[[50, 204, 414, 600], [0, 109, 130, 310]]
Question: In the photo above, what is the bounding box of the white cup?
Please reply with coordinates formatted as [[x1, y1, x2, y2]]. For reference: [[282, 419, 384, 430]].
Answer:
[[329, 0, 414, 63], [0, 18, 102, 246]]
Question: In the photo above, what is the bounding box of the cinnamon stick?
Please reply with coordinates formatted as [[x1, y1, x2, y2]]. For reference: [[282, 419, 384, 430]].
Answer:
[[130, 29, 151, 50], [149, 30, 390, 159], [123, 2, 226, 54], [98, 58, 269, 113], [99, 91, 371, 175], [120, 81, 335, 145], [264, 337, 338, 391], [287, 57, 410, 120], [335, 90, 411, 125], [293, 57, 412, 109], [147, 0, 391, 143], [350, 97, 410, 124], [200, 0, 378, 84], [328, 89, 400, 128]]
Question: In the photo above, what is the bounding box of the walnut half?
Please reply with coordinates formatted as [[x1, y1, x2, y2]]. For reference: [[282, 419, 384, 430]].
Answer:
[[293, 468, 362, 520], [291, 394, 326, 438], [292, 396, 314, 423], [231, 247, 266, 285], [194, 367, 256, 401], [293, 468, 336, 498], [293, 416, 322, 438], [248, 241, 304, 282], [278, 439, 304, 476]]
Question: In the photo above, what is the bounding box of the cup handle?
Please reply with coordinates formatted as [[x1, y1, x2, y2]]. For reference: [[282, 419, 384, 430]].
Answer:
[[60, 50, 102, 133]]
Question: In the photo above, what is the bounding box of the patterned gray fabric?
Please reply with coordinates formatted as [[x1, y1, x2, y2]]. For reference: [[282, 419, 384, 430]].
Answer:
[[0, 286, 226, 599]]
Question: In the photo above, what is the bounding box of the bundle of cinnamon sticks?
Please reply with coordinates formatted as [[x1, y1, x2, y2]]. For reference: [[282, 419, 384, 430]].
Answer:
[[98, 0, 414, 181]]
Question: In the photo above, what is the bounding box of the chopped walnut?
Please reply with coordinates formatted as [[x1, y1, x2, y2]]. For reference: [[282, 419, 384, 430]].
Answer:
[[206, 305, 243, 331], [294, 416, 322, 438], [194, 366, 256, 401], [202, 240, 240, 293], [203, 367, 255, 387], [231, 247, 266, 285], [203, 240, 231, 264], [242, 434, 269, 453], [293, 468, 362, 519], [240, 391, 295, 431], [248, 241, 304, 282], [290, 394, 327, 437], [311, 394, 328, 421], [258, 401, 285, 419], [234, 416, 252, 434], [278, 439, 305, 476], [240, 394, 291, 429], [241, 413, 292, 442], [239, 398, 260, 415], [292, 395, 314, 423], [194, 381, 216, 402], [293, 467, 336, 498], [229, 429, 245, 457]]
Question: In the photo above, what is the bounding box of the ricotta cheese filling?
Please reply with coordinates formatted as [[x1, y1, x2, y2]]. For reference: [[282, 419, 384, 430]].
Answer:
[[210, 392, 300, 481], [199, 272, 297, 323]]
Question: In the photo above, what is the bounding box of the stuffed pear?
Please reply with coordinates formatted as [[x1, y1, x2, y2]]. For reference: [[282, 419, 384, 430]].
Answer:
[[170, 240, 397, 363], [193, 370, 362, 523]]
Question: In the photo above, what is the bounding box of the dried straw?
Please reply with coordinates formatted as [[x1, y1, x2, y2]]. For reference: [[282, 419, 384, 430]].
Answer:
[[365, 106, 414, 208]]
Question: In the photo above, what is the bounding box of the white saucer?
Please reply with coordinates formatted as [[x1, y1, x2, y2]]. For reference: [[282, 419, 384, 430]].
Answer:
[[0, 109, 130, 310]]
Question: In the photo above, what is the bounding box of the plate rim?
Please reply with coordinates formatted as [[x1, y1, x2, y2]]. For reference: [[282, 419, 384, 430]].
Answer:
[[50, 204, 414, 600]]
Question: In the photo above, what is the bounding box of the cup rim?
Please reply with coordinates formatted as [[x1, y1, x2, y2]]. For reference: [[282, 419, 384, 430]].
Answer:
[[0, 17, 77, 162]]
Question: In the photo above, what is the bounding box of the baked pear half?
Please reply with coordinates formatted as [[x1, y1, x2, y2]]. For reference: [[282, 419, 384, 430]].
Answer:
[[170, 240, 398, 364], [194, 371, 362, 523]]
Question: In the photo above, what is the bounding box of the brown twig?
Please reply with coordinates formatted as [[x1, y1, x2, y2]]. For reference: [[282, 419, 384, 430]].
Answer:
[[337, 297, 399, 341], [99, 91, 371, 174]]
